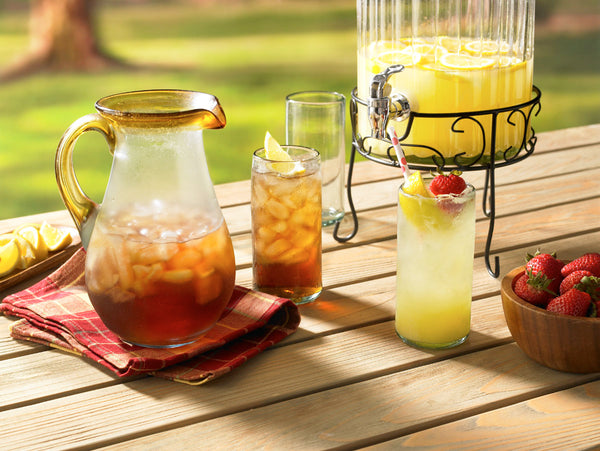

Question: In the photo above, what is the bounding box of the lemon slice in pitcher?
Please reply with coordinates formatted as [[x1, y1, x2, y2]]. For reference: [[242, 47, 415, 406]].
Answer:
[[264, 132, 304, 175]]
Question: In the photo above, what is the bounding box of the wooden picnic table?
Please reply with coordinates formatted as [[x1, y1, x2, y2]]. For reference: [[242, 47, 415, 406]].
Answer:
[[1, 124, 599, 450]]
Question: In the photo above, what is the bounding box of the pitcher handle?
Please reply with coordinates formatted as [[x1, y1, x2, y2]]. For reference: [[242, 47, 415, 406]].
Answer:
[[55, 113, 115, 248]]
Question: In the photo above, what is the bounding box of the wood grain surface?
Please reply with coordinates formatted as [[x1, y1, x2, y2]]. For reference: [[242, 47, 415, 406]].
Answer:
[[0, 124, 599, 450]]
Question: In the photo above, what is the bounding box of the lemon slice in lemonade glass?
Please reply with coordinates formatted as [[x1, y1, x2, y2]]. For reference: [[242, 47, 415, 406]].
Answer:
[[399, 172, 451, 231], [264, 132, 304, 175]]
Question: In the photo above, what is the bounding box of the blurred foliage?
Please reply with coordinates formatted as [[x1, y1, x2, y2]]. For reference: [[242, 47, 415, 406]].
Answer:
[[0, 0, 598, 219]]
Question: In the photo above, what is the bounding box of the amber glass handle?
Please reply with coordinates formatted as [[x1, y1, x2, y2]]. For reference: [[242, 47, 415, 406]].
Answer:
[[55, 113, 115, 240]]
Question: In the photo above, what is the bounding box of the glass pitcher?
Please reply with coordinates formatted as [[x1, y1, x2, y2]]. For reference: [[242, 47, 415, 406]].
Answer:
[[55, 90, 236, 348], [357, 0, 536, 165]]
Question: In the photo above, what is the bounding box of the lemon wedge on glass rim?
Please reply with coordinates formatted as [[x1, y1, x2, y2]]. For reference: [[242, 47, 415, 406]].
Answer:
[[264, 131, 305, 176], [399, 171, 452, 231], [402, 171, 432, 197]]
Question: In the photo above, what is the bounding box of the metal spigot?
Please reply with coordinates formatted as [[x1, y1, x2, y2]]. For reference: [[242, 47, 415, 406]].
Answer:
[[368, 64, 410, 140]]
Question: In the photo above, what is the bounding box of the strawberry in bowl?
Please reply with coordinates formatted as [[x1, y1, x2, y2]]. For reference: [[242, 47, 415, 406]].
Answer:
[[501, 251, 600, 373]]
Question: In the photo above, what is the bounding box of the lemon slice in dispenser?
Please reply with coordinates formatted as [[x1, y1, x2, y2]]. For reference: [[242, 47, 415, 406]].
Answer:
[[439, 53, 495, 70], [465, 40, 511, 56], [372, 49, 420, 73]]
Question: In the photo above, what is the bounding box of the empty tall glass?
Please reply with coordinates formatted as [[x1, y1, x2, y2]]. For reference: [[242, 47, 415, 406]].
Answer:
[[286, 91, 346, 226]]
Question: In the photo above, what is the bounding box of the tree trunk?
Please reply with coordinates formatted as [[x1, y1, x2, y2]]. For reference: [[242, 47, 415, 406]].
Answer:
[[1, 0, 122, 81]]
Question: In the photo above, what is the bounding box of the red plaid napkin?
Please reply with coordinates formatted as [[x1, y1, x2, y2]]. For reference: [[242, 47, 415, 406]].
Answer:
[[1, 248, 300, 384]]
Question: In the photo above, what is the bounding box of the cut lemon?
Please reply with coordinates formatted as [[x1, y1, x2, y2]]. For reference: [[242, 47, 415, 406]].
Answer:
[[264, 131, 303, 175], [39, 222, 73, 252], [368, 40, 407, 54], [402, 171, 432, 197], [437, 36, 462, 53], [13, 223, 41, 232], [497, 55, 525, 68], [0, 233, 36, 269], [465, 40, 511, 55], [399, 172, 451, 232], [0, 239, 20, 277], [372, 50, 420, 72], [17, 225, 48, 260], [439, 53, 495, 70]]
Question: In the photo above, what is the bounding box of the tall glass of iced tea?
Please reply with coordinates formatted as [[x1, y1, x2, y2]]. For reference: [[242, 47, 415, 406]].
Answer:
[[251, 142, 322, 304]]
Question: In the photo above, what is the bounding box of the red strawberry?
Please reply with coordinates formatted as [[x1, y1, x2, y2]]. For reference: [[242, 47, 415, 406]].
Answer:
[[561, 252, 600, 277], [525, 252, 564, 295], [429, 171, 467, 196], [559, 270, 593, 295], [546, 289, 591, 317], [513, 272, 554, 307], [574, 275, 600, 302]]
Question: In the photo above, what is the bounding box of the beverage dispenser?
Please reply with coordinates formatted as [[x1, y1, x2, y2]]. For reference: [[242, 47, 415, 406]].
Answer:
[[335, 0, 541, 277]]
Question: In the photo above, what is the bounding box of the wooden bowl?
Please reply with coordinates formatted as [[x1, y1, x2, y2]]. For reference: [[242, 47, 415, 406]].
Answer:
[[501, 266, 600, 373]]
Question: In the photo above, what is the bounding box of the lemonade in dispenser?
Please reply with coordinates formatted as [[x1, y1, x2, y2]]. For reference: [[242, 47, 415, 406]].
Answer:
[[356, 0, 536, 165]]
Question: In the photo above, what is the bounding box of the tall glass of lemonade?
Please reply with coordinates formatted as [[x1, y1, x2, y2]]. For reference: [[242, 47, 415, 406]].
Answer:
[[396, 173, 476, 348]]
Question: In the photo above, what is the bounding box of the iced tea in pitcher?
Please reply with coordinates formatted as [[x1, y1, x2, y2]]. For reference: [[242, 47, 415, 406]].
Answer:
[[85, 209, 236, 347], [251, 137, 322, 304]]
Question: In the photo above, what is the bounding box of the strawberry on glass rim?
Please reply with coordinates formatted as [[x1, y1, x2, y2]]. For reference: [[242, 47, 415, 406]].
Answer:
[[429, 169, 467, 196]]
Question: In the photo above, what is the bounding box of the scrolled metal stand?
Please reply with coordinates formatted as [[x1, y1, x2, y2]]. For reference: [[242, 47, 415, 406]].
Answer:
[[333, 85, 542, 277]]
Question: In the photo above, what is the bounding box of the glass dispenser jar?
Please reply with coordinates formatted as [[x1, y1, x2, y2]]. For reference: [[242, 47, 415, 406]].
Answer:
[[356, 0, 536, 165]]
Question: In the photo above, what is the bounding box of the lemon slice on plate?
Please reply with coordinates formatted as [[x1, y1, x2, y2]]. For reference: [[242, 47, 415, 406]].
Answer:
[[264, 132, 304, 175], [0, 239, 20, 277], [39, 222, 73, 252], [439, 53, 495, 70], [0, 233, 36, 269], [16, 225, 48, 259]]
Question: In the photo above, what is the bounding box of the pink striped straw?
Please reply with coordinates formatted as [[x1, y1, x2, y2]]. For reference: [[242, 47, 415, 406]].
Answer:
[[388, 126, 410, 182]]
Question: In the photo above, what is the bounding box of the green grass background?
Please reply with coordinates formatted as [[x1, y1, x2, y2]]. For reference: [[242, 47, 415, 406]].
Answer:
[[0, 0, 599, 219]]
